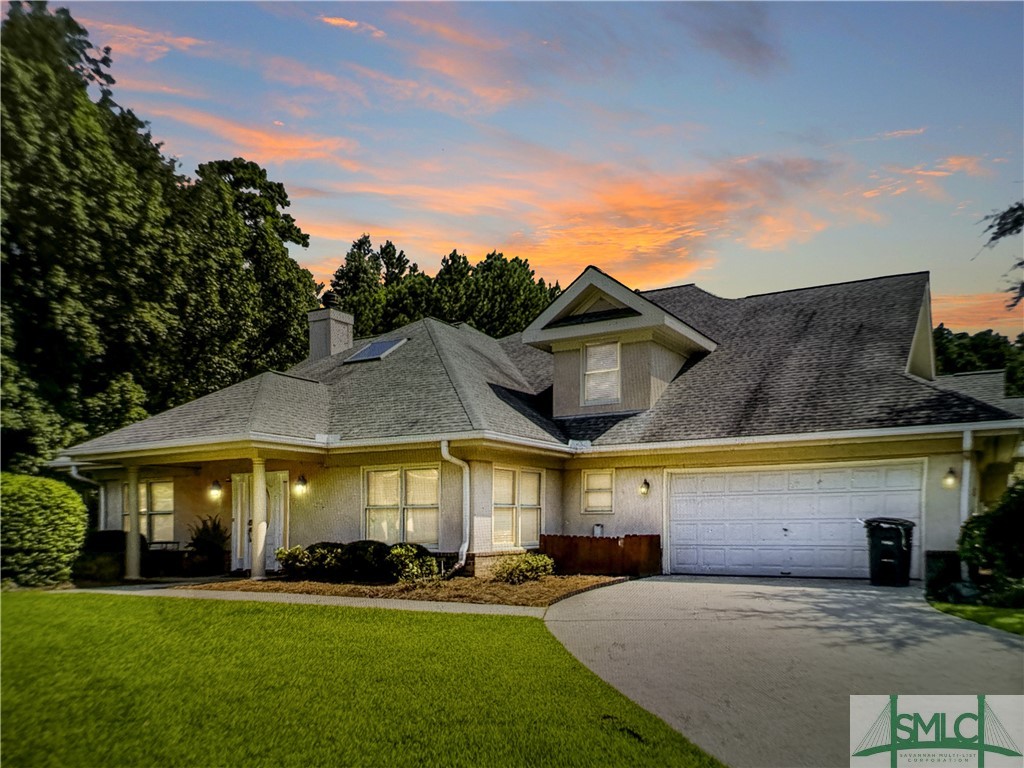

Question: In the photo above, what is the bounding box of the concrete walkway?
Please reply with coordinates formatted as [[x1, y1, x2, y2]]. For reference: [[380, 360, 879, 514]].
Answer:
[[544, 576, 1024, 768], [72, 584, 547, 617]]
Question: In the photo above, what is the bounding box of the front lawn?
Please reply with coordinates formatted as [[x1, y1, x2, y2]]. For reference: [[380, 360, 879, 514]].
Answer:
[[2, 593, 722, 768], [931, 601, 1024, 635]]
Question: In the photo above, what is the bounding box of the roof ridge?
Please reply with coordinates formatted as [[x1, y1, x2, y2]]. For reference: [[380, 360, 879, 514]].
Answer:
[[937, 369, 1007, 378], [266, 370, 322, 384], [246, 373, 270, 434], [741, 271, 929, 300], [422, 319, 481, 430]]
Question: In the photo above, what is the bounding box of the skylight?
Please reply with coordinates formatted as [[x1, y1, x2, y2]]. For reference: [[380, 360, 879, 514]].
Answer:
[[343, 338, 407, 364]]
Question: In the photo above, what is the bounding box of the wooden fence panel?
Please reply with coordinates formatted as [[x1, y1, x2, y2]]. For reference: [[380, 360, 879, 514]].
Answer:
[[539, 534, 661, 576]]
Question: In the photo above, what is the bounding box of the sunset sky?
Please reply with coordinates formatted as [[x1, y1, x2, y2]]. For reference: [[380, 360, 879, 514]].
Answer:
[[56, 1, 1023, 336]]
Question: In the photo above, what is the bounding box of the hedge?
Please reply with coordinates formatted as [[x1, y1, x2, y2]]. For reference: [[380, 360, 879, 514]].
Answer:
[[2, 473, 88, 586]]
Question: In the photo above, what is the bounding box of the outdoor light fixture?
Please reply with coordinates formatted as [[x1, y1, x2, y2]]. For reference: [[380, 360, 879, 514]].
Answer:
[[942, 468, 958, 489], [294, 475, 308, 495], [639, 479, 650, 496], [209, 480, 222, 500]]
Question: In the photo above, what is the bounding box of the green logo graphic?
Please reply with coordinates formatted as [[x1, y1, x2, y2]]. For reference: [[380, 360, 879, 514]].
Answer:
[[852, 695, 1022, 767]]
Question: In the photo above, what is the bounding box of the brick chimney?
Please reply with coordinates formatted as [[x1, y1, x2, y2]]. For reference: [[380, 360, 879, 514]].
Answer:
[[307, 292, 353, 361]]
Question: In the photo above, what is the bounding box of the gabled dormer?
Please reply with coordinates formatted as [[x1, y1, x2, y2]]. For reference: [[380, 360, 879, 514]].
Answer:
[[523, 266, 717, 418]]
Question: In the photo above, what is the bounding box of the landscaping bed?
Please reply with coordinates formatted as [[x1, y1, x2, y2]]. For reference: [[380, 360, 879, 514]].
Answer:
[[181, 574, 622, 607]]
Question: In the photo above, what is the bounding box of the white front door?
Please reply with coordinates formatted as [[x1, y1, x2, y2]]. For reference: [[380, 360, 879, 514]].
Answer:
[[232, 471, 288, 572], [668, 462, 923, 578]]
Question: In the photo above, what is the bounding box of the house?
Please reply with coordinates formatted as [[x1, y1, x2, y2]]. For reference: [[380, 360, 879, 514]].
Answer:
[[53, 267, 1022, 580]]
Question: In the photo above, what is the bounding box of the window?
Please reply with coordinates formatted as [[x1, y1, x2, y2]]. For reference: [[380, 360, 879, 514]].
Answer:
[[493, 468, 543, 549], [122, 480, 175, 543], [584, 342, 620, 404], [365, 467, 439, 548], [583, 470, 614, 514]]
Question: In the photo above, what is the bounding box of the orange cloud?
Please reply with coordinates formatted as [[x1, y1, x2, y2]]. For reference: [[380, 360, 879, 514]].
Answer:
[[742, 209, 828, 250], [392, 12, 505, 51], [319, 15, 386, 39], [881, 128, 926, 139], [112, 75, 205, 99], [938, 155, 993, 178], [346, 64, 471, 111], [933, 292, 1021, 336], [141, 104, 361, 168], [80, 17, 206, 62], [264, 57, 366, 104]]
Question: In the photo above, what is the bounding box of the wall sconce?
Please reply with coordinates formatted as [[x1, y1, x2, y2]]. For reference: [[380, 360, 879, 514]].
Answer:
[[209, 480, 222, 500], [639, 479, 650, 496], [942, 468, 958, 489], [294, 475, 308, 495]]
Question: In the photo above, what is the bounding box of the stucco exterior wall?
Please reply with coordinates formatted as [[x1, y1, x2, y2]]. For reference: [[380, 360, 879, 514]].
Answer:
[[553, 341, 654, 417]]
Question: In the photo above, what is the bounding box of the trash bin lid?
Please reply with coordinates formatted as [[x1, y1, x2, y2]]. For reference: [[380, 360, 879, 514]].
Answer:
[[863, 517, 916, 529]]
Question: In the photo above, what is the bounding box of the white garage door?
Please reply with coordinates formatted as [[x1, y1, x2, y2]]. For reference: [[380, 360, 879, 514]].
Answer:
[[668, 462, 923, 578]]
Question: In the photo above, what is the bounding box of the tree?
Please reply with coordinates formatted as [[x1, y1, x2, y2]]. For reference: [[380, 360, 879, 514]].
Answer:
[[932, 324, 1023, 398], [466, 252, 555, 337], [980, 200, 1023, 308], [433, 250, 473, 323], [1, 2, 320, 470]]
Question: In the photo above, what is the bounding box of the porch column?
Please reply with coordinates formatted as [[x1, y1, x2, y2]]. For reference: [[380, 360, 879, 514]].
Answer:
[[959, 430, 974, 524], [251, 458, 267, 579], [125, 466, 141, 580]]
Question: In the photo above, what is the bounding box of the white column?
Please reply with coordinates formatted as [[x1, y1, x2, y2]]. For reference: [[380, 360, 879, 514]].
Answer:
[[125, 466, 141, 579], [251, 458, 268, 579]]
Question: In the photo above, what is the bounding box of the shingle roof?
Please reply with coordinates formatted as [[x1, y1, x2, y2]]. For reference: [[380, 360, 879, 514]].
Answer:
[[63, 271, 1018, 458], [561, 272, 1017, 444], [936, 370, 1024, 418]]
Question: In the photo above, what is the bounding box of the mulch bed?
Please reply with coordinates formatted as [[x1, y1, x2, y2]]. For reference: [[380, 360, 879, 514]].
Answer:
[[179, 574, 624, 607]]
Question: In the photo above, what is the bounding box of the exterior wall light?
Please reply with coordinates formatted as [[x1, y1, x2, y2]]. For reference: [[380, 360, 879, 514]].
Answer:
[[294, 475, 308, 495], [942, 468, 958, 489], [209, 480, 222, 500], [639, 479, 650, 496]]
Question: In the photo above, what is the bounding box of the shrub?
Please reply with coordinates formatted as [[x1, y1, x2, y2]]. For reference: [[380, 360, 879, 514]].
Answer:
[[185, 516, 229, 575], [339, 540, 395, 583], [2, 473, 88, 586], [275, 545, 311, 579], [387, 543, 439, 582], [72, 530, 149, 583], [959, 481, 1024, 606], [492, 553, 555, 584], [306, 541, 349, 581]]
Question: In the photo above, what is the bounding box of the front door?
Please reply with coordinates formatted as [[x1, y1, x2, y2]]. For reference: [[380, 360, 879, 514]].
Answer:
[[231, 471, 288, 572]]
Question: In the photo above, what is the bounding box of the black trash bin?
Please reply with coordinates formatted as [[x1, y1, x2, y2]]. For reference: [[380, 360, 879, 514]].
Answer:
[[863, 517, 915, 587]]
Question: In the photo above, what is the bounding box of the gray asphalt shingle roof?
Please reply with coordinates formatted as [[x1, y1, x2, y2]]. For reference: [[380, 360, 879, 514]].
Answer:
[[64, 271, 1018, 457]]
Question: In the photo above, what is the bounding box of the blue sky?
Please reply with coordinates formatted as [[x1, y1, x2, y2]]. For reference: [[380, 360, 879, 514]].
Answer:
[[54, 1, 1024, 335]]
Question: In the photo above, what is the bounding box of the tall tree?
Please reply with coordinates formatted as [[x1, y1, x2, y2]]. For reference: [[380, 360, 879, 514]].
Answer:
[[467, 252, 555, 337], [933, 324, 1023, 397], [980, 201, 1023, 308], [1, 2, 320, 470]]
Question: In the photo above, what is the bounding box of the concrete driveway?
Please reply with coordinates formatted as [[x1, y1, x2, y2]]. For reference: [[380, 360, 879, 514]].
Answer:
[[545, 576, 1023, 768]]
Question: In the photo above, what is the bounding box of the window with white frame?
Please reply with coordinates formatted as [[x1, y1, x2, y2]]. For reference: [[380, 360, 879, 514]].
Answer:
[[582, 470, 613, 514], [493, 468, 543, 549], [584, 342, 620, 404], [365, 467, 439, 548], [122, 480, 175, 543]]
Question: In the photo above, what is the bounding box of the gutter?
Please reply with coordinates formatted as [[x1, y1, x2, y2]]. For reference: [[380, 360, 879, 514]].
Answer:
[[440, 440, 471, 571]]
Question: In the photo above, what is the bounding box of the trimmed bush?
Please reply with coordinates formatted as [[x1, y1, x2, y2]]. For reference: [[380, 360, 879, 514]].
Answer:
[[2, 473, 88, 586], [339, 540, 394, 583], [492, 553, 555, 584], [72, 530, 149, 583], [275, 541, 396, 583], [388, 543, 439, 582], [959, 480, 1024, 607]]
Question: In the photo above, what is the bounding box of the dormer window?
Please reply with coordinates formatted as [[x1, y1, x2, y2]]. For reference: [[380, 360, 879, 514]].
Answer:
[[584, 342, 620, 404]]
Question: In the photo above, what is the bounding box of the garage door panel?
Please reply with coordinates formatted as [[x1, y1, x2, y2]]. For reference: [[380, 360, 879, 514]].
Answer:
[[669, 463, 922, 578]]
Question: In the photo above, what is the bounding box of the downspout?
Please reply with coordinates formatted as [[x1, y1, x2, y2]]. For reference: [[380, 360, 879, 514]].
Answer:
[[70, 464, 105, 530], [440, 440, 470, 571]]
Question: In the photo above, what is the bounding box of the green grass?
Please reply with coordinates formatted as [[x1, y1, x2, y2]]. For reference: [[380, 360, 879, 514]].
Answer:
[[931, 601, 1024, 635], [1, 594, 722, 768]]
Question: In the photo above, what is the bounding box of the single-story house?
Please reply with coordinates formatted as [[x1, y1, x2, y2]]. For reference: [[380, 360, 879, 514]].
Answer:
[[54, 266, 1022, 580]]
